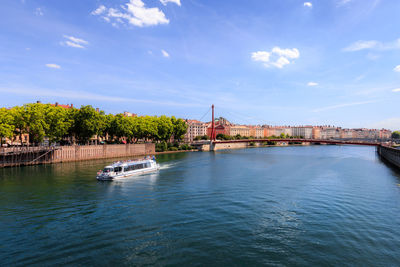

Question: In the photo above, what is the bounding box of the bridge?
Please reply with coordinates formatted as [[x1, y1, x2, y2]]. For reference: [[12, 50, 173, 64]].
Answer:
[[195, 104, 386, 151], [214, 139, 380, 146], [191, 138, 380, 151]]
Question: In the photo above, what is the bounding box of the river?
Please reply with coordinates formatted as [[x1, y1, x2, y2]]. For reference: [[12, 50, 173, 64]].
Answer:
[[1, 146, 400, 266]]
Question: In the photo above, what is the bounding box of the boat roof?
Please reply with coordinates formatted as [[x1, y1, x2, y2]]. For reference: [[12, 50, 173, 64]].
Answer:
[[107, 159, 153, 168]]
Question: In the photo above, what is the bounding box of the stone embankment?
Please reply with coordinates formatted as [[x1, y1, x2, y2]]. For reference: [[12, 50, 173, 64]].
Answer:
[[377, 145, 400, 169], [0, 143, 155, 168]]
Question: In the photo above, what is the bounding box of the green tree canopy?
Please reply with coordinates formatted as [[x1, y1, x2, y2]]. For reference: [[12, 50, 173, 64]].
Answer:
[[44, 105, 73, 143], [0, 108, 15, 145], [24, 103, 48, 144], [392, 131, 400, 139], [72, 105, 103, 144], [171, 117, 188, 141]]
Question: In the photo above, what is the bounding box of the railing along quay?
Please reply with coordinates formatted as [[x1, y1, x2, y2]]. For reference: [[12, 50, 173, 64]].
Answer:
[[0, 146, 60, 167]]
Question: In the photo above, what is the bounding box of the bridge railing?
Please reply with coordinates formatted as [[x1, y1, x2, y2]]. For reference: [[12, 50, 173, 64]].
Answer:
[[212, 139, 381, 146]]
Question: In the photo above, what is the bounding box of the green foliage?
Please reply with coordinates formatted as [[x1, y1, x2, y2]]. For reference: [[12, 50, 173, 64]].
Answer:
[[179, 144, 193, 150], [171, 117, 187, 141], [168, 146, 178, 151], [156, 141, 168, 152], [24, 103, 48, 144], [157, 115, 174, 142], [44, 105, 72, 143], [72, 105, 103, 144], [216, 133, 232, 140], [1, 102, 188, 146], [392, 131, 400, 139], [194, 135, 209, 141], [0, 108, 15, 144]]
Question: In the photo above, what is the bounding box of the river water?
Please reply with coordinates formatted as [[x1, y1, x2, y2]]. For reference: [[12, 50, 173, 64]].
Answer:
[[1, 146, 400, 266]]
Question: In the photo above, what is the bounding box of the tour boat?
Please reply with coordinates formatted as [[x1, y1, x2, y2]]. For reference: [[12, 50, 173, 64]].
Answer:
[[96, 156, 159, 181]]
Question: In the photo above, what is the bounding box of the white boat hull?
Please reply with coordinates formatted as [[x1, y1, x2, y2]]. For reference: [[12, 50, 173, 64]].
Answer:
[[96, 160, 159, 181]]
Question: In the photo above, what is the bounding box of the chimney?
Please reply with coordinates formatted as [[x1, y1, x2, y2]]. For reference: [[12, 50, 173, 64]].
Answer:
[[71, 103, 74, 108], [96, 108, 99, 113], [55, 102, 59, 107]]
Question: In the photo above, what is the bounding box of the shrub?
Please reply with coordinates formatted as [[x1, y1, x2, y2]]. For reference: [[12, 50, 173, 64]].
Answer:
[[156, 141, 168, 152]]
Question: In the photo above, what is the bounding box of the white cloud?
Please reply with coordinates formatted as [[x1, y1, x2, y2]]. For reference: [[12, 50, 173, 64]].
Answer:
[[92, 5, 106, 15], [343, 40, 379, 52], [272, 47, 300, 59], [338, 0, 352, 5], [92, 0, 169, 28], [394, 65, 400, 72], [161, 49, 170, 58], [45, 64, 61, 69], [251, 51, 270, 62], [307, 82, 318, 86], [252, 47, 300, 69], [64, 41, 84, 49], [160, 0, 181, 6], [61, 35, 88, 49], [271, 56, 290, 68], [313, 100, 375, 112], [392, 88, 400, 92], [304, 2, 312, 8], [35, 7, 43, 16], [64, 35, 88, 45], [343, 38, 400, 52]]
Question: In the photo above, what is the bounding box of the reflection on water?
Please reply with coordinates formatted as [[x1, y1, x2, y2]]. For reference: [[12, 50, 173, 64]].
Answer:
[[1, 146, 400, 266]]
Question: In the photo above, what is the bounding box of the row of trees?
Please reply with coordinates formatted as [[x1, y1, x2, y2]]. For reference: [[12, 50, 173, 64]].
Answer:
[[0, 103, 187, 146]]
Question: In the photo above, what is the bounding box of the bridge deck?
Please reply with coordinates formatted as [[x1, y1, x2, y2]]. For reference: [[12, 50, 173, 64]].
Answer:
[[213, 139, 380, 146]]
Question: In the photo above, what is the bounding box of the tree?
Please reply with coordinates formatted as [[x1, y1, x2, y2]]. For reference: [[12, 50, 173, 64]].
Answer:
[[101, 114, 115, 143], [44, 105, 73, 143], [136, 116, 158, 141], [110, 114, 136, 143], [392, 131, 400, 139], [156, 115, 174, 142], [72, 105, 102, 144], [171, 116, 187, 141], [0, 108, 14, 145], [10, 105, 28, 146], [24, 103, 48, 145]]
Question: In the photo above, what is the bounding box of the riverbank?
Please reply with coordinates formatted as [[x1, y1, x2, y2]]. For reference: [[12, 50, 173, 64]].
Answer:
[[155, 149, 198, 155], [377, 145, 400, 169], [0, 143, 155, 168]]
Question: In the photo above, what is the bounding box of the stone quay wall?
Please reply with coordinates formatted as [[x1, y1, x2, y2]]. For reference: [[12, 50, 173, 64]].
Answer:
[[377, 145, 400, 169], [0, 143, 155, 168]]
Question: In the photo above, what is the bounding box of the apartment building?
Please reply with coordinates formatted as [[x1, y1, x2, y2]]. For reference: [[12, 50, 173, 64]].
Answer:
[[184, 120, 209, 142]]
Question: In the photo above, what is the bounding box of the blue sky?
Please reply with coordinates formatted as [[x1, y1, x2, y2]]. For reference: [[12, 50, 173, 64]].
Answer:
[[1, 0, 399, 129]]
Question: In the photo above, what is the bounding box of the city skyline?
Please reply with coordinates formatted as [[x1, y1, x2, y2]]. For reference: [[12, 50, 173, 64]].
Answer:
[[1, 0, 400, 129]]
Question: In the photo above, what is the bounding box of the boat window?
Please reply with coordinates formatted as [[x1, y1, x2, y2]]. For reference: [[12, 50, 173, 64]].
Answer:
[[103, 167, 113, 173], [114, 167, 122, 172]]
